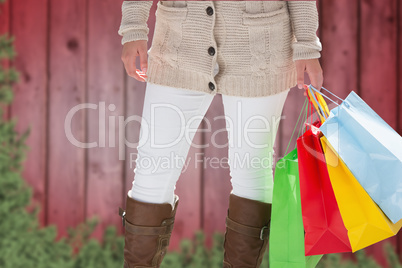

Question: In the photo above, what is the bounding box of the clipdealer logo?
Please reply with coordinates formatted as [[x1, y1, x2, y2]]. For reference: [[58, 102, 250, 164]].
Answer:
[[64, 100, 284, 167]]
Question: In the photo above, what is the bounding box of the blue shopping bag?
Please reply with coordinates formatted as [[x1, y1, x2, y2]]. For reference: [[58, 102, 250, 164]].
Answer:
[[309, 86, 402, 223]]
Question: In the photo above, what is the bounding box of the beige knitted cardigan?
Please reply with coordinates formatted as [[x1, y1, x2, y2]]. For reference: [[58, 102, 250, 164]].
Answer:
[[119, 1, 322, 97]]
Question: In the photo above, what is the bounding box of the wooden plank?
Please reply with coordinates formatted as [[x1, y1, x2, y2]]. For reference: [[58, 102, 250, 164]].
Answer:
[[10, 0, 48, 227], [277, 84, 308, 158], [124, 0, 157, 200], [123, 0, 152, 236], [320, 0, 358, 100], [202, 95, 231, 248], [0, 0, 10, 121], [47, 0, 87, 238], [123, 77, 146, 240], [360, 0, 398, 265], [123, 0, 154, 217], [86, 0, 125, 240], [123, 79, 148, 243], [397, 0, 402, 261], [360, 0, 398, 129], [0, 1, 9, 34]]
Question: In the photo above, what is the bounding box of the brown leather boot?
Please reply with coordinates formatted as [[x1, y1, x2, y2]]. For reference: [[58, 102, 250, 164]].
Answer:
[[223, 193, 271, 268], [118, 194, 179, 268]]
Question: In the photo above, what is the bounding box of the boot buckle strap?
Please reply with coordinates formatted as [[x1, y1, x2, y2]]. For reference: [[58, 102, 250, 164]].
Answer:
[[161, 218, 175, 226], [226, 217, 270, 240], [119, 207, 176, 235], [118, 207, 126, 227], [259, 225, 270, 240], [124, 217, 175, 236]]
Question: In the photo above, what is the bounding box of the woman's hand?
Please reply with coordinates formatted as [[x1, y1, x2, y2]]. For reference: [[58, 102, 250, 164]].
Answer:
[[295, 58, 323, 90], [121, 40, 148, 82]]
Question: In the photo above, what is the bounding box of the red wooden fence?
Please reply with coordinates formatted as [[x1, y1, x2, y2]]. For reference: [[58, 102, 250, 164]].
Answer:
[[1, 0, 401, 266]]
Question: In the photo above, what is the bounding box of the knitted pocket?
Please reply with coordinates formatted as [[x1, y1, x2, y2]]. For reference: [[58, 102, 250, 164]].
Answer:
[[242, 6, 294, 75], [150, 2, 188, 67]]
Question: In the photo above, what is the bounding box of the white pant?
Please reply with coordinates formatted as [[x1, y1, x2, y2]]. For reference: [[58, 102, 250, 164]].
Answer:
[[129, 65, 289, 206]]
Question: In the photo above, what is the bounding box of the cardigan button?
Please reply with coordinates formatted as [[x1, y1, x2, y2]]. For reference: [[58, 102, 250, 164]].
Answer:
[[206, 6, 214, 16], [208, 82, 215, 90], [208, 47, 215, 56]]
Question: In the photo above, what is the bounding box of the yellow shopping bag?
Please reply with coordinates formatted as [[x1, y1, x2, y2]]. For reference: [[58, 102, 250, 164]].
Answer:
[[320, 136, 402, 252]]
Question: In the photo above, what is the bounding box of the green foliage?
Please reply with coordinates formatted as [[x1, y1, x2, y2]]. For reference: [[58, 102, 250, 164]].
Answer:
[[70, 224, 125, 268], [384, 243, 402, 268], [0, 36, 16, 60], [316, 251, 379, 268], [0, 34, 71, 266], [315, 244, 402, 268], [0, 35, 18, 108]]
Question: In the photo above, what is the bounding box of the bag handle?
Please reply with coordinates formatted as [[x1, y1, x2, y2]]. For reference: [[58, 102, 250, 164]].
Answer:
[[306, 85, 346, 122], [284, 97, 316, 155], [308, 85, 345, 105], [284, 85, 333, 155]]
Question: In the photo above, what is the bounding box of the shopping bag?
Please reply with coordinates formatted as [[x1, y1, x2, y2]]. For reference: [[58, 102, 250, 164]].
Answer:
[[313, 88, 402, 223], [269, 148, 323, 267], [320, 136, 402, 252], [297, 122, 352, 255]]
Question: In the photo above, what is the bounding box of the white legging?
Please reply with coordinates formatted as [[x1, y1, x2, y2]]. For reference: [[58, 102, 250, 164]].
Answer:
[[129, 70, 289, 207]]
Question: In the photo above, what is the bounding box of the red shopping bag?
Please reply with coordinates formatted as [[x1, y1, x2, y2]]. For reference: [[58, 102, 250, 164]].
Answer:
[[296, 121, 352, 255]]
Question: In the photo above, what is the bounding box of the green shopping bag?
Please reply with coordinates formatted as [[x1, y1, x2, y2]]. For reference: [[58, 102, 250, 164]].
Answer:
[[269, 149, 323, 267]]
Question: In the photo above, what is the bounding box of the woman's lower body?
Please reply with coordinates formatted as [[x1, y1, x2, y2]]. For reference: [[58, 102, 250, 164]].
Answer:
[[130, 82, 289, 206], [119, 66, 290, 268]]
